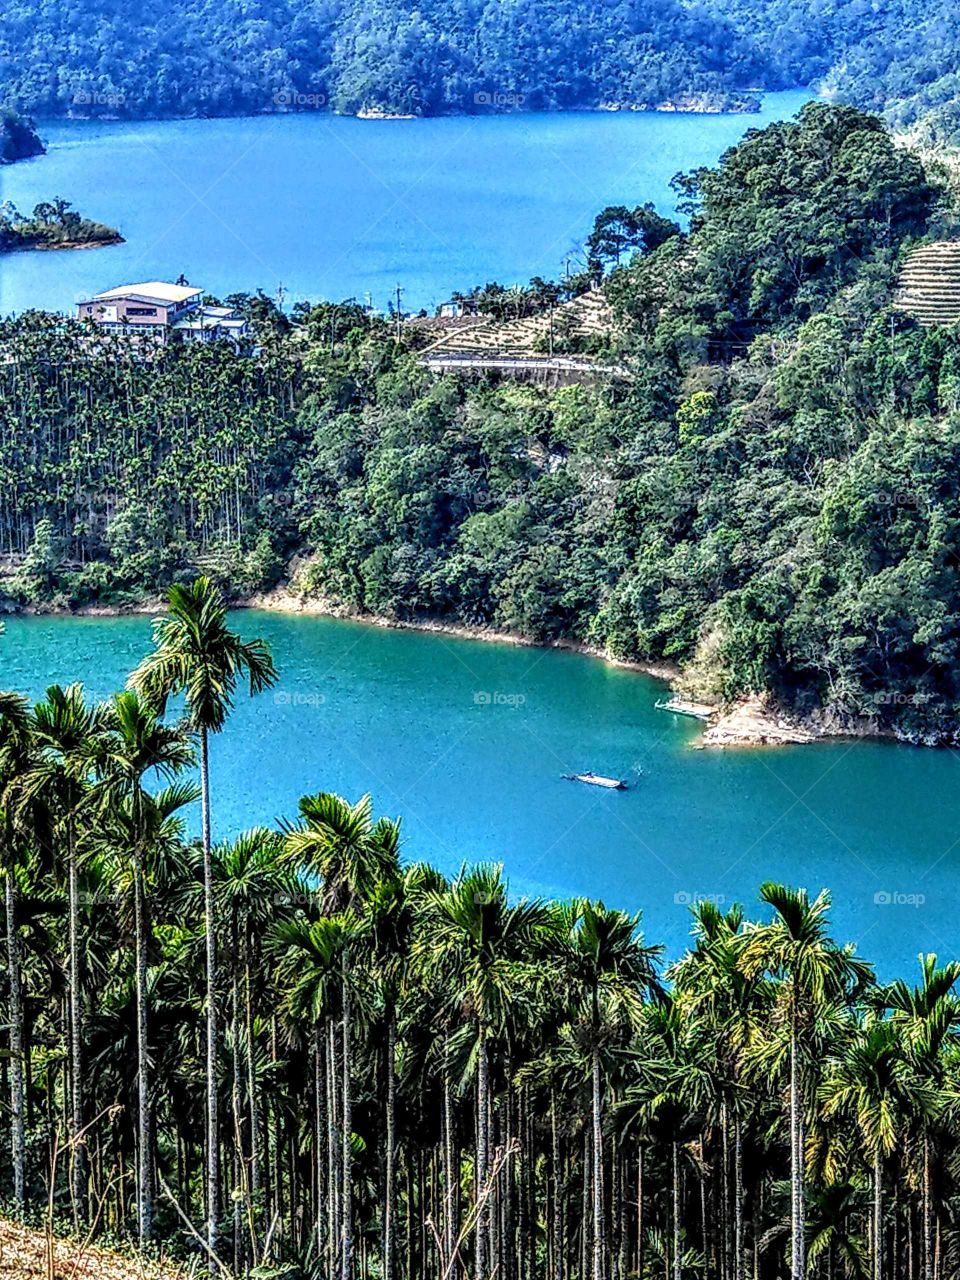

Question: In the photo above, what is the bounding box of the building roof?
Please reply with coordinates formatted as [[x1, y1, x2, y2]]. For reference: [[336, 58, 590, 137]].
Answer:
[[90, 282, 202, 304], [171, 305, 246, 332]]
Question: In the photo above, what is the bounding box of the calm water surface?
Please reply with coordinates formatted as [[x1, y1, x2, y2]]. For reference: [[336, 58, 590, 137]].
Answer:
[[2, 610, 957, 976], [0, 92, 810, 315]]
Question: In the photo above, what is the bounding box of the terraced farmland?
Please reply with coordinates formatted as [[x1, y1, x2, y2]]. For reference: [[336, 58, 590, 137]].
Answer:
[[895, 240, 960, 327], [417, 288, 620, 383]]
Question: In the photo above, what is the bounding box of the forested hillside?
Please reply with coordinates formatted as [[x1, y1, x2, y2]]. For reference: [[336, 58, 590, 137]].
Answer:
[[3, 0, 960, 135], [3, 105, 960, 741]]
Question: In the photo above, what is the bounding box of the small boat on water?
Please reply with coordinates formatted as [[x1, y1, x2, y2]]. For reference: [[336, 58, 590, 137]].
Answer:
[[562, 772, 628, 790]]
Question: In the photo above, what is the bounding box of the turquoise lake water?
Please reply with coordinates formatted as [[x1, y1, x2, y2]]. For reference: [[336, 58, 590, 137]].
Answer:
[[2, 610, 958, 977], [0, 92, 810, 316]]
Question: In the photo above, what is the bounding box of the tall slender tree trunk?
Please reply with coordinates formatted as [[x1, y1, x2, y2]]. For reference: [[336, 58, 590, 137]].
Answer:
[[199, 727, 219, 1273], [742, 1111, 747, 1280], [246, 960, 261, 1265], [672, 1142, 681, 1280], [444, 1068, 457, 1279], [67, 824, 85, 1225], [5, 865, 25, 1211], [789, 1019, 804, 1280], [874, 1151, 883, 1280], [592, 1051, 604, 1280], [341, 957, 353, 1280], [551, 1091, 563, 1280], [636, 1145, 644, 1280], [923, 1130, 932, 1280], [132, 848, 153, 1243], [327, 1016, 338, 1278], [476, 1030, 489, 1280], [314, 1029, 325, 1261], [384, 1013, 397, 1280]]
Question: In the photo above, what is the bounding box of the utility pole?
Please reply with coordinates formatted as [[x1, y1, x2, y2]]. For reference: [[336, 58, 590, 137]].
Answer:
[[395, 283, 404, 342]]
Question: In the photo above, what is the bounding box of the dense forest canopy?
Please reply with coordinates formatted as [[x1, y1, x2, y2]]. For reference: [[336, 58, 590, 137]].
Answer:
[[3, 104, 960, 743], [3, 0, 960, 137], [2, 590, 960, 1280], [0, 105, 42, 162]]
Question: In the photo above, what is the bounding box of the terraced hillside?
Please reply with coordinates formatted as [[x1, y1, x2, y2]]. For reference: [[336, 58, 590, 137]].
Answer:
[[421, 288, 616, 358], [895, 240, 960, 326], [417, 289, 620, 383]]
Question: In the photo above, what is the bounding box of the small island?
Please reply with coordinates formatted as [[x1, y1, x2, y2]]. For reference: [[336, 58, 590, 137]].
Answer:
[[0, 105, 45, 163], [0, 197, 122, 253]]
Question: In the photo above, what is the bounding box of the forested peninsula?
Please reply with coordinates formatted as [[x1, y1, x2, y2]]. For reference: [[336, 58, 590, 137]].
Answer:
[[4, 0, 960, 140], [3, 104, 960, 744], [0, 196, 121, 252], [0, 105, 43, 162]]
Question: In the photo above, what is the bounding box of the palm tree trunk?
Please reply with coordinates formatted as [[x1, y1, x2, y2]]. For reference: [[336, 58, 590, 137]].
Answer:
[[476, 1029, 490, 1280], [199, 726, 219, 1274], [327, 1015, 338, 1277], [246, 959, 261, 1264], [341, 956, 353, 1280], [384, 1013, 397, 1280], [314, 1029, 325, 1260], [444, 1067, 457, 1279], [592, 1050, 604, 1280], [923, 1130, 932, 1280], [132, 849, 152, 1243], [5, 865, 25, 1211], [742, 1111, 747, 1280], [789, 1021, 804, 1280], [67, 823, 85, 1225], [551, 1091, 563, 1280], [636, 1145, 644, 1280], [672, 1141, 681, 1280], [874, 1150, 883, 1280]]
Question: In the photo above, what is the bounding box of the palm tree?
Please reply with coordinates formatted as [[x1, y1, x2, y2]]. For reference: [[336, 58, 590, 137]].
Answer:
[[619, 993, 704, 1280], [273, 909, 364, 1280], [0, 688, 31, 1211], [882, 955, 960, 1280], [128, 577, 277, 1267], [212, 826, 297, 1267], [20, 683, 103, 1225], [564, 900, 661, 1280], [285, 791, 398, 913], [421, 866, 548, 1280], [740, 884, 872, 1280], [671, 902, 769, 1280], [93, 691, 196, 1244], [820, 1018, 931, 1280], [805, 1181, 870, 1279]]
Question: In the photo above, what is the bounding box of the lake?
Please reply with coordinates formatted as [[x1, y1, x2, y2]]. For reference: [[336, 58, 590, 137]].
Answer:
[[0, 91, 811, 316], [2, 609, 957, 977]]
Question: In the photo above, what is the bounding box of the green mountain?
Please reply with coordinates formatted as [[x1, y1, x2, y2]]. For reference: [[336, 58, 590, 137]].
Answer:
[[3, 0, 960, 138]]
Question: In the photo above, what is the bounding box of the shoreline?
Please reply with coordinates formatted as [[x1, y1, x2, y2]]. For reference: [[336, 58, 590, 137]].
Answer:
[[241, 587, 684, 680], [36, 90, 788, 129], [9, 587, 835, 749]]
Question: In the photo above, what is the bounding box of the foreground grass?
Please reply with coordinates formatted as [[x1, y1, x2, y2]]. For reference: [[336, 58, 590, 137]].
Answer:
[[0, 1218, 185, 1280]]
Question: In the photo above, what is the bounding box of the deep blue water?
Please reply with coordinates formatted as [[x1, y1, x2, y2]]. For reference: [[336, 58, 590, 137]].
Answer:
[[3, 609, 958, 978], [0, 92, 811, 316]]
